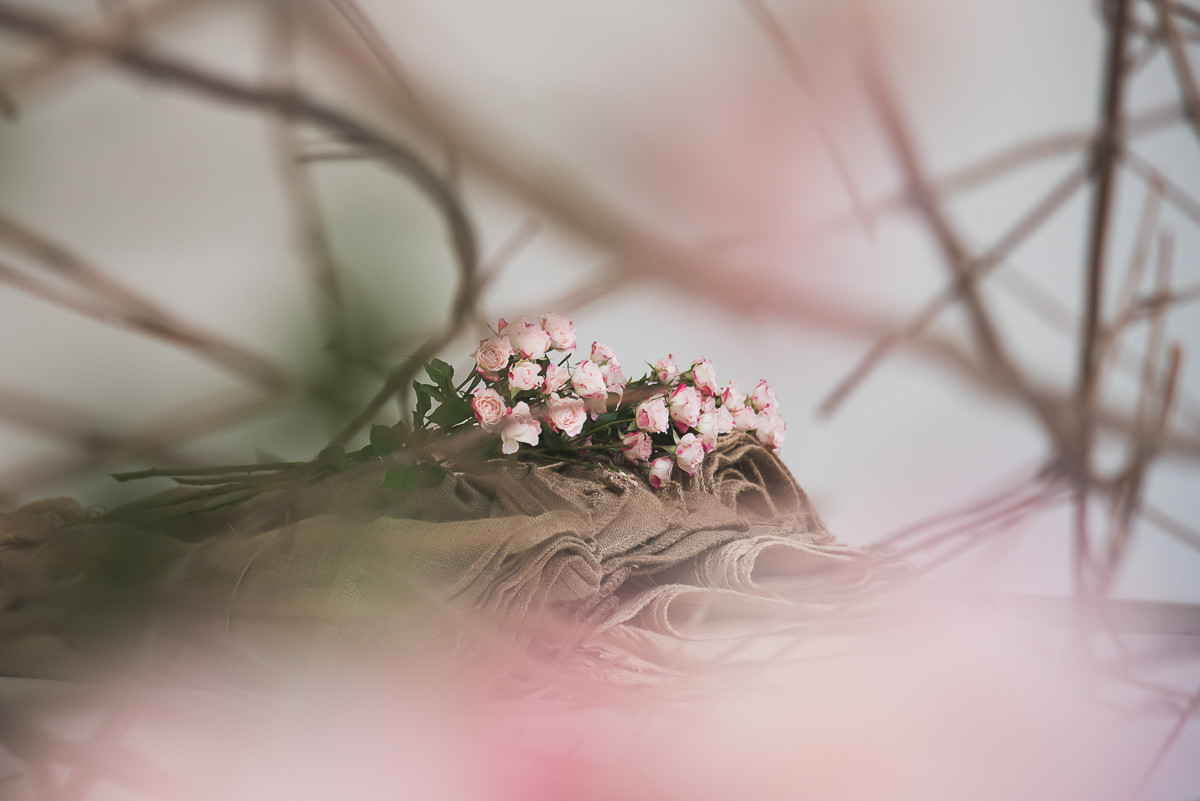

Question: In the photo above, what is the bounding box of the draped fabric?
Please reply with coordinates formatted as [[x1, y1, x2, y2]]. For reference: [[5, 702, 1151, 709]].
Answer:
[[0, 434, 911, 680]]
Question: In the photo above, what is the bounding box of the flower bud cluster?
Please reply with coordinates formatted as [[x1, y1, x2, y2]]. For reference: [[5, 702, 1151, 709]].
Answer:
[[466, 314, 785, 488]]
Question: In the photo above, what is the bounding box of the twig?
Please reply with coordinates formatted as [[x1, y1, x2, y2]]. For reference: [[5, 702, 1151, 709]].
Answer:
[[325, 0, 457, 177], [0, 249, 288, 393], [738, 0, 875, 237], [810, 102, 1183, 237], [1113, 173, 1165, 327], [819, 163, 1087, 419], [1100, 234, 1180, 595], [0, 0, 203, 115], [1151, 0, 1200, 145], [1073, 0, 1133, 609], [1122, 148, 1200, 226], [1131, 679, 1200, 801], [261, 1, 349, 348], [0, 386, 111, 444], [1141, 503, 1200, 552], [0, 1, 478, 281]]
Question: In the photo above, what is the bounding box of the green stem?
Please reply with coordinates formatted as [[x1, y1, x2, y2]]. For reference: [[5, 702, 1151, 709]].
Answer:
[[111, 461, 304, 482]]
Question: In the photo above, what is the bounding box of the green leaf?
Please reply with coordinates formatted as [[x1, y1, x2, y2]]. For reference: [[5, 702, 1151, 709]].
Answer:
[[413, 381, 435, 427], [369, 424, 405, 457], [425, 359, 455, 393], [382, 463, 420, 493], [428, 395, 473, 429], [419, 461, 448, 487], [592, 411, 620, 429]]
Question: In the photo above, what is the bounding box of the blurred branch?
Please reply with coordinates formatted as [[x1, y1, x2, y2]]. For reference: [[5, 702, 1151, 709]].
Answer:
[[0, 0, 478, 282], [819, 163, 1088, 418], [261, 1, 349, 348], [738, 0, 874, 237], [0, 0, 484, 446], [0, 393, 287, 506], [0, 215, 291, 392], [1074, 0, 1133, 604], [324, 0, 457, 177], [0, 0, 205, 116], [1151, 0, 1200, 145], [1131, 678, 1200, 801], [1122, 148, 1200, 226], [813, 102, 1183, 236]]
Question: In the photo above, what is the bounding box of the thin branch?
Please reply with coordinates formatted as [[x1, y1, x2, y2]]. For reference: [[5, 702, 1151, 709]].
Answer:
[[1141, 503, 1200, 552], [738, 0, 875, 237], [1151, 0, 1200, 145], [325, 0, 457, 177], [0, 386, 111, 442], [0, 0, 484, 444], [1122, 148, 1200, 226], [1131, 679, 1200, 801], [1074, 0, 1133, 608], [810, 102, 1183, 237], [0, 251, 288, 392], [0, 1, 478, 282], [819, 163, 1087, 418], [262, 1, 349, 347], [1113, 173, 1165, 326], [1101, 237, 1180, 595], [0, 0, 203, 115]]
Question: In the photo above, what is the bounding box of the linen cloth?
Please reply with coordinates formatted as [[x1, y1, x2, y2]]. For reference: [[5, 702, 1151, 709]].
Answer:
[[0, 434, 911, 679]]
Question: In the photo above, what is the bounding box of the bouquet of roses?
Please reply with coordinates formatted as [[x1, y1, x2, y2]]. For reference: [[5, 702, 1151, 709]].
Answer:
[[410, 313, 785, 489]]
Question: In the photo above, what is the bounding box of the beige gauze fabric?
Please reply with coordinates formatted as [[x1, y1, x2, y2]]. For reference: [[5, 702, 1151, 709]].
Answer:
[[0, 434, 912, 680]]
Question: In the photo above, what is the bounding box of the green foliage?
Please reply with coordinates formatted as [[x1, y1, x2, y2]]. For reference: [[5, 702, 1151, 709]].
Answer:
[[369, 424, 406, 457], [382, 462, 420, 493]]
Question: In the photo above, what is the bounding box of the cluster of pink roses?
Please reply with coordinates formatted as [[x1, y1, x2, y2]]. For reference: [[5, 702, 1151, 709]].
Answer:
[[467, 313, 784, 489]]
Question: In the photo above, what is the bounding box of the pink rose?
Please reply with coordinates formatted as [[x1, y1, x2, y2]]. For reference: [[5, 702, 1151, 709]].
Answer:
[[669, 383, 702, 433], [720, 381, 747, 412], [591, 342, 618, 364], [732, 406, 758, 432], [695, 411, 718, 452], [691, 358, 718, 396], [473, 336, 513, 380], [621, 431, 653, 462], [571, 360, 607, 399], [508, 359, 543, 391], [500, 401, 540, 454], [675, 433, 705, 475], [471, 387, 507, 432], [635, 395, 669, 434], [540, 313, 576, 351], [543, 363, 570, 393], [715, 406, 735, 434], [499, 315, 552, 360], [751, 379, 778, 412], [756, 410, 786, 451], [600, 360, 627, 396], [547, 394, 587, 438], [648, 456, 674, 489], [654, 354, 680, 385]]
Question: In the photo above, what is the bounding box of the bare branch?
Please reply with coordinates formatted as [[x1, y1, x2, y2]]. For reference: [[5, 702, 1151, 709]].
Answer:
[[738, 0, 875, 237], [261, 1, 349, 347], [819, 163, 1087, 420], [1073, 0, 1134, 608], [1151, 0, 1200, 145], [0, 238, 289, 393], [0, 0, 205, 114]]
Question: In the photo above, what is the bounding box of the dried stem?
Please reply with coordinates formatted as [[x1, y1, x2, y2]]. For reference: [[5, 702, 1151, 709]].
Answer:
[[1073, 0, 1133, 609], [1151, 0, 1200, 145], [262, 1, 349, 347], [739, 0, 875, 236]]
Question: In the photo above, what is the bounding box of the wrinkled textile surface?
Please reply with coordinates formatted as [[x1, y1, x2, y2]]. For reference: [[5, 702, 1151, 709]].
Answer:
[[0, 435, 910, 679]]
